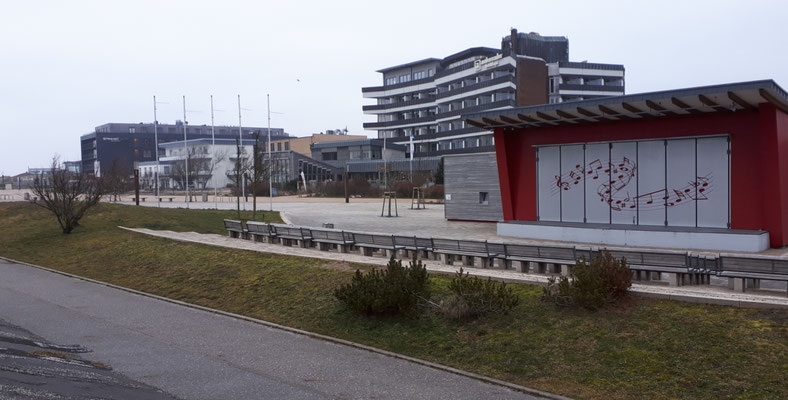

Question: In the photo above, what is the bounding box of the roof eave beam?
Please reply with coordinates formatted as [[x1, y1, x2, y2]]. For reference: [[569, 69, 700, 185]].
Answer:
[[728, 91, 756, 111]]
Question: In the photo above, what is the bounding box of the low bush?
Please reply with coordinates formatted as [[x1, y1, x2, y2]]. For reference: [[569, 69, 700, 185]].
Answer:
[[440, 268, 519, 320], [334, 257, 429, 316], [542, 250, 632, 310]]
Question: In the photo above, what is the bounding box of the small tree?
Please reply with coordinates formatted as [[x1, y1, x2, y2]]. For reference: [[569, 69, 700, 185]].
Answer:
[[227, 138, 250, 219], [249, 130, 272, 220], [31, 156, 105, 234], [103, 158, 133, 201]]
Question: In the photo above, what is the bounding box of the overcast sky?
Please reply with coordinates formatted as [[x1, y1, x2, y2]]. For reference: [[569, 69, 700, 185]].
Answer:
[[1, 0, 786, 175]]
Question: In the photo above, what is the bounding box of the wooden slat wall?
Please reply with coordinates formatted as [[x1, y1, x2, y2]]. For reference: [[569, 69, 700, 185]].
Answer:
[[444, 153, 504, 221]]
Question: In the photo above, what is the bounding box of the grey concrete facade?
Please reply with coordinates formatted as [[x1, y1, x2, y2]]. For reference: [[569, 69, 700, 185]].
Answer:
[[444, 152, 504, 221]]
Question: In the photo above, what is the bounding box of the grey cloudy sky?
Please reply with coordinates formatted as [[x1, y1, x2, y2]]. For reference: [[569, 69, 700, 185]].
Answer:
[[1, 0, 786, 175]]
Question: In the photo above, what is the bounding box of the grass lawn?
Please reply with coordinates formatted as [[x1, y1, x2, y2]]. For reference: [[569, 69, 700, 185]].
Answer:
[[1, 202, 786, 399]]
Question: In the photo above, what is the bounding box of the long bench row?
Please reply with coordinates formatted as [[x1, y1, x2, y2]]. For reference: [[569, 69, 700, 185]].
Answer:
[[223, 220, 788, 292]]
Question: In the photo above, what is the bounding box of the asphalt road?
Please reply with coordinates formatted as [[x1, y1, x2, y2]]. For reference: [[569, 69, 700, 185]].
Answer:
[[0, 258, 543, 400]]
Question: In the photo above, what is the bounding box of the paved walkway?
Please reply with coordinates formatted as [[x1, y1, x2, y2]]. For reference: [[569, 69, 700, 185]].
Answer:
[[0, 258, 547, 400], [123, 227, 788, 309], [124, 197, 788, 258]]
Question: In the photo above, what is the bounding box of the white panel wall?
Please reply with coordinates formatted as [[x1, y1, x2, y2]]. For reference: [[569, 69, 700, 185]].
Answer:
[[697, 137, 730, 228], [634, 140, 665, 226], [536, 135, 729, 229], [560, 145, 585, 222], [585, 143, 610, 223], [610, 141, 638, 225], [537, 146, 560, 221], [666, 139, 697, 227]]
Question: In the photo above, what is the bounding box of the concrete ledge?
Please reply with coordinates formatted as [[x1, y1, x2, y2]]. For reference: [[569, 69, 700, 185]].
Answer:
[[498, 222, 769, 252]]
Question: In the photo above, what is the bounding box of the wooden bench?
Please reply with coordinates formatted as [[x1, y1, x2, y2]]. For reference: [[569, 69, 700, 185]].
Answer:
[[352, 233, 402, 258], [432, 238, 499, 268], [719, 256, 788, 292], [310, 228, 354, 253], [393, 235, 432, 259], [269, 224, 312, 248], [246, 221, 273, 242], [223, 219, 248, 239], [606, 249, 690, 286], [503, 244, 576, 274]]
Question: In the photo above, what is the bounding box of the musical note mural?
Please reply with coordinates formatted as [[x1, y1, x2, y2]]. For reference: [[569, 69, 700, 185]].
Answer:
[[537, 136, 729, 227]]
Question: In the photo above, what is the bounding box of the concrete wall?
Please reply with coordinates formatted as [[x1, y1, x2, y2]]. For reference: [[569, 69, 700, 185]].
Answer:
[[444, 152, 503, 222]]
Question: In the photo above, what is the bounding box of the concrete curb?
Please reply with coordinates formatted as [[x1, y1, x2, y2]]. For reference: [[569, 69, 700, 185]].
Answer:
[[0, 255, 569, 400]]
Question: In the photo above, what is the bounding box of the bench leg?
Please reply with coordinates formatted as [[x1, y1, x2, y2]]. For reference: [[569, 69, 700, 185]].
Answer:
[[665, 273, 680, 287], [385, 249, 396, 259], [650, 272, 661, 281], [472, 256, 484, 268], [493, 258, 507, 270], [560, 264, 570, 277], [439, 253, 452, 265], [361, 247, 374, 257], [728, 277, 745, 292], [339, 244, 349, 254]]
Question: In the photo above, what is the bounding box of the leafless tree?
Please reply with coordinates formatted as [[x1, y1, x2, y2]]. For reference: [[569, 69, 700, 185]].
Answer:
[[31, 156, 105, 234], [249, 130, 272, 220], [103, 158, 133, 201], [171, 146, 222, 200], [227, 138, 251, 218]]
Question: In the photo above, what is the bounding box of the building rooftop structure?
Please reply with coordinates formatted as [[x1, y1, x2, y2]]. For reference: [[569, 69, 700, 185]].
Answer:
[[362, 28, 625, 158], [464, 79, 788, 130]]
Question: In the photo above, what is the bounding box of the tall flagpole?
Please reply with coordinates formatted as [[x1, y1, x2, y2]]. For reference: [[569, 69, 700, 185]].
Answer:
[[183, 95, 189, 208], [211, 95, 217, 209], [268, 94, 273, 212], [237, 95, 245, 210], [153, 95, 160, 207]]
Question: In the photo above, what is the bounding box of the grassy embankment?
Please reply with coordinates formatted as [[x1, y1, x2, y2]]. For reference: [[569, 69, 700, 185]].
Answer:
[[0, 202, 786, 399]]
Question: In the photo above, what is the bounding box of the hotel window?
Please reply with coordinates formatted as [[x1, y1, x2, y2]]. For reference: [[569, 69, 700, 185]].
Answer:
[[413, 70, 426, 80], [399, 74, 410, 83], [129, 127, 135, 133], [284, 142, 290, 150], [386, 77, 397, 86], [277, 143, 282, 151], [428, 69, 435, 77]]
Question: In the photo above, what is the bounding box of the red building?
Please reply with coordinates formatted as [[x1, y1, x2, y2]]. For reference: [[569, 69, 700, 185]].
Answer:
[[465, 80, 788, 252]]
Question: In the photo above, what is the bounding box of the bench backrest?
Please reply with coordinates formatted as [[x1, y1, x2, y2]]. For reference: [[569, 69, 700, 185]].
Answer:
[[432, 238, 460, 251], [246, 221, 270, 235], [720, 256, 788, 275], [456, 240, 489, 255], [372, 234, 396, 247], [270, 224, 310, 239], [486, 242, 505, 256], [393, 235, 417, 248], [310, 229, 347, 243], [415, 237, 434, 250], [536, 246, 576, 261], [223, 219, 245, 232], [353, 233, 375, 245]]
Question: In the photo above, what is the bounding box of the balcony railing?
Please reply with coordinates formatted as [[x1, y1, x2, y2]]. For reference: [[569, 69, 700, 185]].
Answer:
[[363, 114, 437, 129], [362, 95, 436, 112], [361, 76, 436, 93], [436, 75, 516, 100], [559, 83, 625, 92], [434, 99, 516, 120]]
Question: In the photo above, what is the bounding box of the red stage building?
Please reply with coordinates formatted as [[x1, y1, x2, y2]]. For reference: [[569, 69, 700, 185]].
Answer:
[[464, 80, 788, 252]]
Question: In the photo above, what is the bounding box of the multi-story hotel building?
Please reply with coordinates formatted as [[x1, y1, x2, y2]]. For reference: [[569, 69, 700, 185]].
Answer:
[[362, 29, 625, 157]]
